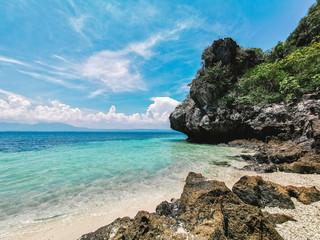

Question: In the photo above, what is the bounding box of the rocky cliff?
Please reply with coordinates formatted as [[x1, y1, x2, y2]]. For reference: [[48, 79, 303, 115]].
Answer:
[[170, 75, 320, 150], [170, 38, 263, 142], [170, 2, 320, 152]]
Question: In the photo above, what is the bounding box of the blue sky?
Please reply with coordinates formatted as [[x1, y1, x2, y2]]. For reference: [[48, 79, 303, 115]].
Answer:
[[0, 0, 316, 129]]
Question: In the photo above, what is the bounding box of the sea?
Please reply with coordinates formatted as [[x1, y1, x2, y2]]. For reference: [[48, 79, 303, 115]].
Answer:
[[0, 131, 245, 238]]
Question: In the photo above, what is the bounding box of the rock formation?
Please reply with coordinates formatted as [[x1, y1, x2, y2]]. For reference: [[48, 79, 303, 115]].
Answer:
[[80, 172, 320, 240], [170, 1, 320, 173], [170, 38, 320, 150], [229, 139, 320, 174], [170, 38, 266, 144], [232, 175, 320, 209], [80, 173, 320, 239], [262, 212, 296, 227]]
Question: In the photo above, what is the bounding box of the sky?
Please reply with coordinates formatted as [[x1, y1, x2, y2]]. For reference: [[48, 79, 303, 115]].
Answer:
[[0, 0, 316, 129]]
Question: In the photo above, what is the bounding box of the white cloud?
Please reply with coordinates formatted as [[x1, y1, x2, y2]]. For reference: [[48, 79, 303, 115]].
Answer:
[[81, 50, 145, 92], [8, 22, 193, 95], [20, 71, 83, 89], [69, 15, 86, 34], [126, 35, 163, 59], [81, 20, 197, 93], [88, 89, 105, 98], [0, 94, 33, 123], [0, 14, 199, 95], [0, 89, 180, 129], [145, 97, 179, 121], [104, 1, 160, 25], [0, 56, 29, 66], [69, 15, 92, 44]]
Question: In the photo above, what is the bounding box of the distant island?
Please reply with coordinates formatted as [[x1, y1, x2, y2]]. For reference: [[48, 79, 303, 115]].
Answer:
[[0, 122, 176, 132]]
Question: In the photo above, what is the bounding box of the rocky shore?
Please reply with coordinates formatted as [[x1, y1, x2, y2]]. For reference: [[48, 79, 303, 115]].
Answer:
[[168, 39, 320, 175], [229, 138, 320, 174], [79, 172, 320, 240]]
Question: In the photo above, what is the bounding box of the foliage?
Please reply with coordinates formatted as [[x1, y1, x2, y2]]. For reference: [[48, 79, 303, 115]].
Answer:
[[266, 41, 293, 62], [286, 1, 320, 48], [279, 76, 300, 101], [191, 62, 235, 102], [233, 42, 320, 105], [237, 48, 266, 73], [265, 1, 320, 62], [191, 44, 266, 106], [189, 2, 320, 108]]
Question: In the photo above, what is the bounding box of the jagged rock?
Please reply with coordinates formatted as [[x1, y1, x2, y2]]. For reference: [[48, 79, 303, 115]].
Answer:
[[283, 154, 320, 174], [232, 176, 296, 209], [169, 37, 320, 153], [79, 211, 185, 240], [202, 38, 240, 68], [171, 88, 320, 151], [178, 173, 282, 239], [262, 212, 296, 227], [241, 163, 280, 173], [79, 173, 283, 240], [232, 139, 320, 174], [285, 185, 320, 204], [236, 140, 307, 164], [155, 200, 182, 219], [243, 141, 307, 164], [170, 4, 320, 173], [170, 38, 267, 144], [232, 176, 320, 209]]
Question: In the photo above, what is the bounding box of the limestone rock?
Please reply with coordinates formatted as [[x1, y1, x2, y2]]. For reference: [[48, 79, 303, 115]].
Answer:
[[171, 87, 320, 152], [262, 212, 296, 227], [231, 139, 320, 174], [232, 176, 296, 209], [282, 152, 320, 174], [232, 176, 320, 209]]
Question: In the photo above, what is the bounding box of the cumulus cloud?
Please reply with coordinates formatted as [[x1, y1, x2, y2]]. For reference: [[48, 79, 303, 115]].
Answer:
[[0, 89, 180, 129]]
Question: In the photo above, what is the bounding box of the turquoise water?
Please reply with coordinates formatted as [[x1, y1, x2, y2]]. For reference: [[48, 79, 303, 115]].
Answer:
[[0, 132, 243, 235]]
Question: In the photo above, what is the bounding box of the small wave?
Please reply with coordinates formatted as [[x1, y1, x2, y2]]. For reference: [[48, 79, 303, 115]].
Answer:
[[34, 214, 65, 221]]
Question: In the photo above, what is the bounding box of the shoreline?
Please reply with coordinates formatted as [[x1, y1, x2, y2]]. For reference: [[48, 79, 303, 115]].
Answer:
[[2, 166, 320, 240], [1, 189, 183, 240]]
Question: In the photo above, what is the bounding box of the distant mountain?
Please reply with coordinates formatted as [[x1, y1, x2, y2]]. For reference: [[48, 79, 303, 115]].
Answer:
[[0, 122, 175, 132], [0, 122, 91, 131]]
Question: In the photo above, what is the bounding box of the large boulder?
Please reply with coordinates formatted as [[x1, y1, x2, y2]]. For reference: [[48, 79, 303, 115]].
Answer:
[[232, 175, 320, 209], [80, 173, 283, 240], [230, 139, 320, 174]]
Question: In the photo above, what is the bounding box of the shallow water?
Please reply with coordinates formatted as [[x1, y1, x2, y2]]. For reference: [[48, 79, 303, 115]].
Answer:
[[0, 132, 244, 237]]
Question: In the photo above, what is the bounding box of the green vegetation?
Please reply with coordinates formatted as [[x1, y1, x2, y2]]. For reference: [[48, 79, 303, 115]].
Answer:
[[266, 0, 320, 62], [212, 1, 320, 107], [234, 41, 320, 106], [286, 0, 320, 48], [192, 62, 235, 102]]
